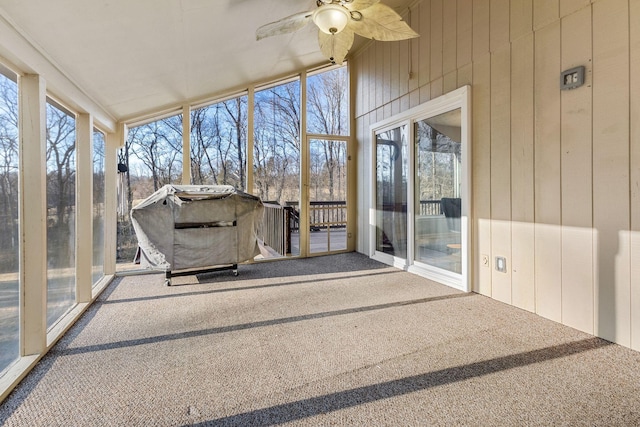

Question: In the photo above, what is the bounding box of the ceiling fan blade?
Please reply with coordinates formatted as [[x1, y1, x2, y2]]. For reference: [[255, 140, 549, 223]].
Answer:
[[318, 28, 354, 64], [256, 11, 313, 41], [343, 0, 379, 12], [348, 3, 418, 41]]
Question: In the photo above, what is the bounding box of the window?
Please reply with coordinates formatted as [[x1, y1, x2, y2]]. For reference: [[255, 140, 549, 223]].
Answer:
[[46, 100, 76, 328], [117, 113, 183, 264], [375, 125, 408, 259], [309, 138, 348, 253], [127, 113, 183, 195], [414, 110, 462, 274], [307, 65, 350, 255], [92, 129, 105, 285], [0, 68, 19, 373], [307, 66, 348, 136], [254, 80, 301, 257], [190, 96, 247, 190]]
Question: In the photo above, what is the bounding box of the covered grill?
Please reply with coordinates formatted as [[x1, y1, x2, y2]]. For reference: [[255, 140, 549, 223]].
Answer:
[[131, 185, 263, 285]]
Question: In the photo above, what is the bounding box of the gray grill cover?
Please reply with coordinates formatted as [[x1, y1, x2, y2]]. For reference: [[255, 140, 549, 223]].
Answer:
[[131, 185, 263, 271]]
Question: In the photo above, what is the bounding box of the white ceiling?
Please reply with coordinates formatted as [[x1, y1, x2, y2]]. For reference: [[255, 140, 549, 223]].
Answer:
[[0, 0, 414, 126]]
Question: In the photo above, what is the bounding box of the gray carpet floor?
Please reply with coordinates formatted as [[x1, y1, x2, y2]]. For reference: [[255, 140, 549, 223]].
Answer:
[[1, 252, 639, 426]]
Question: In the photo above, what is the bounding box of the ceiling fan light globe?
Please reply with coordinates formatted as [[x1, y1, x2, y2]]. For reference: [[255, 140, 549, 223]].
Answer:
[[313, 4, 349, 34]]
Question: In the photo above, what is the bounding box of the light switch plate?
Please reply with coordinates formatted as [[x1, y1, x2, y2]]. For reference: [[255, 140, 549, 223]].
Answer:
[[481, 254, 489, 267], [495, 256, 507, 273]]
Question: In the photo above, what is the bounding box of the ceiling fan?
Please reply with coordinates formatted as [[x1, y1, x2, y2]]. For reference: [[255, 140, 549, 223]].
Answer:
[[256, 0, 419, 65]]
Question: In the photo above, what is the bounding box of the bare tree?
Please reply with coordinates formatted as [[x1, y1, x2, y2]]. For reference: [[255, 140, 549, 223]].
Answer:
[[43, 102, 77, 271], [128, 116, 182, 194], [190, 98, 247, 189], [222, 97, 247, 190], [415, 122, 460, 202], [190, 107, 214, 185], [254, 82, 300, 204], [159, 114, 183, 185], [307, 67, 348, 136], [46, 103, 76, 228], [0, 75, 19, 270], [93, 130, 105, 213]]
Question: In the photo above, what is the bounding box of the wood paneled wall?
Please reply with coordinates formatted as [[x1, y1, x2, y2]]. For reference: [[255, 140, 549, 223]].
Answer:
[[352, 0, 640, 351]]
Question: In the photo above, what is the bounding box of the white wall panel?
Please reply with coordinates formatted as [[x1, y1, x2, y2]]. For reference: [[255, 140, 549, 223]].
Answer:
[[534, 20, 562, 322], [457, 63, 472, 87], [375, 43, 384, 108], [510, 32, 535, 312], [354, 52, 363, 118], [418, 0, 431, 88], [630, 0, 640, 352], [534, 0, 559, 30], [511, 222, 535, 311], [398, 38, 410, 99], [473, 54, 492, 295], [560, 5, 594, 334], [383, 43, 391, 105], [443, 0, 457, 74], [490, 47, 512, 304], [390, 40, 400, 102], [511, 0, 532, 42], [409, 4, 420, 93], [457, 0, 472, 67], [419, 83, 431, 104], [430, 76, 443, 98], [430, 0, 443, 81], [490, 0, 511, 52], [443, 71, 457, 94], [592, 0, 630, 346], [561, 0, 590, 17], [473, 0, 490, 60]]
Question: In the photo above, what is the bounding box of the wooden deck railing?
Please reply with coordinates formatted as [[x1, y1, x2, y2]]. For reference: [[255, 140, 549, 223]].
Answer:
[[378, 201, 443, 216], [258, 200, 442, 256], [419, 200, 442, 216], [258, 202, 291, 256], [286, 201, 347, 231]]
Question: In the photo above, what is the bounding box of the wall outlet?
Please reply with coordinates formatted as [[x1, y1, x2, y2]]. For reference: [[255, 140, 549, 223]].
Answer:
[[495, 256, 507, 273]]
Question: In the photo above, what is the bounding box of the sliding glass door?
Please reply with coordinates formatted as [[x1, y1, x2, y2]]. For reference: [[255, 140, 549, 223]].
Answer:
[[414, 109, 462, 274], [375, 125, 407, 262], [370, 87, 470, 291]]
